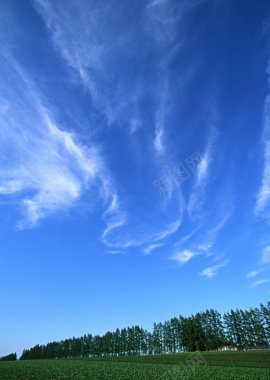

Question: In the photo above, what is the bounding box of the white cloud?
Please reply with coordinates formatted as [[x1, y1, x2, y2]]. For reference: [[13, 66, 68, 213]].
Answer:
[[33, 0, 144, 131], [199, 209, 233, 250], [175, 225, 201, 247], [0, 180, 22, 195], [101, 216, 127, 242], [150, 217, 182, 245], [246, 270, 261, 279], [196, 156, 209, 186], [174, 209, 232, 262], [144, 242, 164, 255], [197, 243, 212, 252], [0, 54, 120, 229], [154, 128, 165, 154], [187, 128, 217, 216], [153, 219, 181, 242], [255, 67, 270, 216], [146, 0, 167, 9], [256, 139, 270, 215], [262, 245, 270, 264], [102, 217, 181, 250], [251, 279, 269, 287], [171, 249, 198, 264], [153, 80, 168, 155], [199, 262, 227, 279], [209, 210, 232, 236]]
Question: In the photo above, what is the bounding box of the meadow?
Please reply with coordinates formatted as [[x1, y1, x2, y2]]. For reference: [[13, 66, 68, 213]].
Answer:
[[0, 350, 270, 379]]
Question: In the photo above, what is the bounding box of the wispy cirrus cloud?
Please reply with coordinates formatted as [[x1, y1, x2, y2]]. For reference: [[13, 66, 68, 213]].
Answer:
[[30, 0, 230, 258], [251, 279, 269, 287], [187, 128, 217, 217], [171, 249, 199, 264], [255, 64, 270, 217], [143, 219, 181, 254], [103, 216, 182, 251], [261, 245, 270, 264], [33, 0, 147, 131], [144, 243, 164, 255], [0, 53, 121, 229], [256, 139, 270, 216], [174, 207, 232, 260], [246, 246, 270, 287], [200, 208, 233, 252], [153, 78, 169, 155], [153, 219, 181, 241], [246, 270, 262, 279], [199, 261, 227, 279], [34, 0, 203, 158]]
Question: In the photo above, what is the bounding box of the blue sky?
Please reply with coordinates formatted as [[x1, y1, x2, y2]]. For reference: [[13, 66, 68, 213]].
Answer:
[[1, 0, 270, 356]]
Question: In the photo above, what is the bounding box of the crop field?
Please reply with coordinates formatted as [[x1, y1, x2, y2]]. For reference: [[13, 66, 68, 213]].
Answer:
[[0, 350, 270, 379]]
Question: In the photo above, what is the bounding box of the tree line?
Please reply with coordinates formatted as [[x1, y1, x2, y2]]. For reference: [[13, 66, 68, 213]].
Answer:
[[0, 353, 17, 361], [20, 302, 270, 360]]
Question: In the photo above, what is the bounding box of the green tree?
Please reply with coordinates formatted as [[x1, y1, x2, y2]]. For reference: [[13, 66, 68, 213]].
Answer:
[[0, 353, 17, 361]]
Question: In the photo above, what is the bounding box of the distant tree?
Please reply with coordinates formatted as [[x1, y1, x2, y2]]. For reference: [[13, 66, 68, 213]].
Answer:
[[199, 309, 225, 350], [182, 315, 206, 352], [152, 323, 163, 354], [260, 302, 270, 343], [18, 301, 270, 360], [163, 320, 173, 353], [223, 309, 244, 346], [0, 353, 17, 361], [120, 328, 128, 356], [146, 332, 153, 355], [169, 317, 183, 353]]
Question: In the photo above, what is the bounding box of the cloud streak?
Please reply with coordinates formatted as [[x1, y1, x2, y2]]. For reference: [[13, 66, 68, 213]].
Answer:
[[261, 245, 270, 264], [33, 0, 147, 131], [255, 64, 270, 217], [187, 128, 217, 217], [256, 138, 270, 216], [251, 279, 269, 287], [0, 53, 121, 229], [171, 249, 199, 264], [246, 270, 262, 279], [199, 261, 227, 279]]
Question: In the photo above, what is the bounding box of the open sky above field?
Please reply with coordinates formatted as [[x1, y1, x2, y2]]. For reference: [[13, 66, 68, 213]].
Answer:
[[1, 0, 270, 357]]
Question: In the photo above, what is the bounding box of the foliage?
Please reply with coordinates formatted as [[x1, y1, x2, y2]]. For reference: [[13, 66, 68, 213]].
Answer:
[[0, 353, 17, 361], [20, 302, 270, 360]]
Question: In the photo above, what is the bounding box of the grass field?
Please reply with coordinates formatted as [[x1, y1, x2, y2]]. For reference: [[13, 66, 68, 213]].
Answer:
[[0, 350, 270, 379]]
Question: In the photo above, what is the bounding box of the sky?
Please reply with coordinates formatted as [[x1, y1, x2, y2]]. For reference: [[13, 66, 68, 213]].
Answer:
[[1, 0, 270, 357]]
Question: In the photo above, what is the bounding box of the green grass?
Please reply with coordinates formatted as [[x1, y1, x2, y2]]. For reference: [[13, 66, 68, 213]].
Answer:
[[0, 350, 270, 379]]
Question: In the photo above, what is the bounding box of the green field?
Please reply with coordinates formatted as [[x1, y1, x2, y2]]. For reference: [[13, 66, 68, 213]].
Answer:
[[0, 350, 270, 379]]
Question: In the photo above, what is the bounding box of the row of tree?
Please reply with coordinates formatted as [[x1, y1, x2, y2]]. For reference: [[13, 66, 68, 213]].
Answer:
[[0, 353, 17, 361], [20, 302, 270, 360]]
